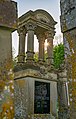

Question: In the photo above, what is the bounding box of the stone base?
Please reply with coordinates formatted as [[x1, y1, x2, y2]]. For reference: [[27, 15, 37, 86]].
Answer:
[[15, 114, 56, 119], [28, 114, 56, 119], [14, 76, 57, 119], [26, 51, 35, 62]]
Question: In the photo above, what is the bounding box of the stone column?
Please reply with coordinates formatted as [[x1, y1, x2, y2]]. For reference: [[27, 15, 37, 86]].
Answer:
[[18, 28, 26, 63], [46, 31, 53, 65], [57, 80, 68, 119], [37, 34, 45, 62], [26, 23, 35, 62]]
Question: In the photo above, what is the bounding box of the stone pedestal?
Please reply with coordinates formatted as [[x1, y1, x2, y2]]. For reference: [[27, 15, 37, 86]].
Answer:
[[14, 69, 58, 119]]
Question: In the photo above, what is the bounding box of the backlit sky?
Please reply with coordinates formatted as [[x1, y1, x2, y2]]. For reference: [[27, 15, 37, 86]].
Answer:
[[12, 0, 62, 56]]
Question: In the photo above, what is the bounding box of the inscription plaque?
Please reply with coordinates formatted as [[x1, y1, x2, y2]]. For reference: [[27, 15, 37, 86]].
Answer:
[[34, 81, 50, 114]]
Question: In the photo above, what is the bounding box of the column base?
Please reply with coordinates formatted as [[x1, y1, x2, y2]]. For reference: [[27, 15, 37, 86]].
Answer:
[[46, 57, 53, 65], [26, 59, 35, 64], [18, 54, 25, 63], [26, 51, 35, 63], [38, 59, 45, 64], [58, 106, 69, 119]]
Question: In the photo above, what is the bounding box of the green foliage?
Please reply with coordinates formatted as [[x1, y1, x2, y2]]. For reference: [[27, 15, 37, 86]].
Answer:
[[53, 43, 64, 69], [12, 56, 18, 67], [34, 51, 48, 62], [34, 52, 38, 62]]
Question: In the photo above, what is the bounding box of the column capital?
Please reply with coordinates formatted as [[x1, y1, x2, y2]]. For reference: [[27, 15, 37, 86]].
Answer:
[[37, 33, 46, 42], [17, 27, 26, 36], [45, 30, 54, 39], [25, 23, 37, 31]]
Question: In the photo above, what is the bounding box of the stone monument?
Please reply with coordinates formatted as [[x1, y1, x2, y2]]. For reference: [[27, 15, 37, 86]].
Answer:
[[14, 9, 58, 119], [0, 0, 17, 63]]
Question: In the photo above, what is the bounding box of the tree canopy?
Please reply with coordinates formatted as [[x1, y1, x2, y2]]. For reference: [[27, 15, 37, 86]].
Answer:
[[53, 43, 64, 69]]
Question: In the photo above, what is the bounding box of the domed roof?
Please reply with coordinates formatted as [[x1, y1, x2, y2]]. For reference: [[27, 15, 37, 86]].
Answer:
[[34, 9, 57, 25]]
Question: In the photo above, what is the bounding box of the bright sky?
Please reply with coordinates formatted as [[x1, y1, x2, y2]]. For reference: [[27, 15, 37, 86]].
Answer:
[[12, 0, 63, 57]]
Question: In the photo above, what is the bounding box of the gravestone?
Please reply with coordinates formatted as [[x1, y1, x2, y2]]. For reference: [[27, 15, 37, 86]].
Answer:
[[0, 0, 17, 63]]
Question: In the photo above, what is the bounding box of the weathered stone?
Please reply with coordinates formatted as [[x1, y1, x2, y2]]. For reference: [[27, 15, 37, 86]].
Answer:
[[14, 76, 58, 119], [0, 0, 17, 30], [60, 0, 76, 118], [0, 0, 18, 63]]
